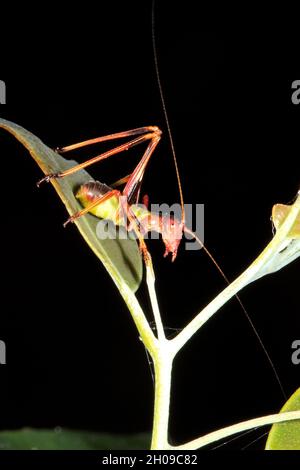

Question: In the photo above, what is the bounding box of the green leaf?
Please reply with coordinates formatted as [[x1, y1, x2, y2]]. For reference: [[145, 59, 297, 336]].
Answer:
[[0, 428, 150, 450], [265, 388, 300, 450], [245, 191, 300, 285], [0, 118, 143, 292], [272, 203, 300, 239]]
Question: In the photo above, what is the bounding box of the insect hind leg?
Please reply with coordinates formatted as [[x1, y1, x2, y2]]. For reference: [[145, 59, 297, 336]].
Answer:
[[36, 127, 161, 187]]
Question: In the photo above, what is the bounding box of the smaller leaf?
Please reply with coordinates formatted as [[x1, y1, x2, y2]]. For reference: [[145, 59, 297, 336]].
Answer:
[[272, 203, 300, 239], [265, 388, 300, 450], [249, 191, 300, 282]]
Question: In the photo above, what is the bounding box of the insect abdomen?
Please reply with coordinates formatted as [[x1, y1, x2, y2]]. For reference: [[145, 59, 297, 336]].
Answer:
[[76, 180, 119, 221], [77, 181, 112, 201]]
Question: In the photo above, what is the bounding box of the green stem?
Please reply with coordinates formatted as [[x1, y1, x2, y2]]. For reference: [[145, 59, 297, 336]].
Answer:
[[171, 259, 257, 353], [121, 191, 300, 450], [171, 192, 300, 353], [146, 265, 165, 341], [150, 348, 174, 450], [120, 191, 300, 450], [117, 280, 158, 357], [172, 410, 300, 450]]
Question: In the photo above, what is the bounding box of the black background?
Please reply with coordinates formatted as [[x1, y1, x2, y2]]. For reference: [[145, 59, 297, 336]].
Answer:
[[0, 0, 299, 450]]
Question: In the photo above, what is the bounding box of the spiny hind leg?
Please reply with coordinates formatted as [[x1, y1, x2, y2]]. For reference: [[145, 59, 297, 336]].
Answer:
[[56, 126, 160, 153], [37, 127, 161, 187]]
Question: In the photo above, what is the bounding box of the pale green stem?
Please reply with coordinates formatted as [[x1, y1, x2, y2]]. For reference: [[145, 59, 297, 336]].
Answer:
[[171, 192, 300, 353], [146, 265, 166, 341], [117, 280, 158, 357], [150, 349, 174, 449], [145, 264, 175, 449], [170, 257, 262, 353], [172, 410, 300, 450], [119, 191, 300, 450], [121, 263, 172, 450]]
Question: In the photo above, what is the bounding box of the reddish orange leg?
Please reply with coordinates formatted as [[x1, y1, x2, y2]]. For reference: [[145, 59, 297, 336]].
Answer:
[[142, 194, 149, 209], [42, 125, 162, 269], [63, 190, 120, 227], [110, 174, 131, 188], [56, 126, 160, 153], [63, 132, 161, 248], [37, 126, 161, 187], [119, 197, 153, 268], [122, 136, 161, 203], [64, 186, 152, 268]]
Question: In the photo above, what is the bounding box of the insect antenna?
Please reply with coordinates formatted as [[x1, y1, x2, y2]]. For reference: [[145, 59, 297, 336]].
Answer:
[[184, 226, 287, 401], [151, 0, 286, 401], [151, 0, 185, 225]]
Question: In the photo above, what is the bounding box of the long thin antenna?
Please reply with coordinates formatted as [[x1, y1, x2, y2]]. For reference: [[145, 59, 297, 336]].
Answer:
[[151, 0, 286, 400], [184, 227, 287, 401], [151, 0, 185, 224]]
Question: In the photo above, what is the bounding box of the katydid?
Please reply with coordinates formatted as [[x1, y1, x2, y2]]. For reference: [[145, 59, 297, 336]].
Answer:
[[36, 123, 285, 401], [37, 125, 224, 268], [35, 0, 286, 401], [37, 125, 186, 265]]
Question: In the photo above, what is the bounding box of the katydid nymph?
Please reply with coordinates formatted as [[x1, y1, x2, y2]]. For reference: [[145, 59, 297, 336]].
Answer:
[[35, 0, 285, 404], [36, 125, 228, 273], [36, 122, 285, 402], [37, 126, 186, 267]]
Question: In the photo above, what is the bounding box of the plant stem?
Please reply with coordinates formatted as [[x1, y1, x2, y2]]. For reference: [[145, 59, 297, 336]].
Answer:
[[146, 265, 165, 341], [150, 348, 174, 450], [118, 280, 158, 357], [172, 410, 300, 450], [171, 261, 257, 352], [144, 265, 174, 449], [121, 191, 300, 450], [172, 192, 300, 353]]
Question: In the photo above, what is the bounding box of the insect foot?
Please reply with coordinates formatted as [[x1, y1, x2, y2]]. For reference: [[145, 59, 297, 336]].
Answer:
[[36, 173, 60, 187], [63, 216, 75, 228]]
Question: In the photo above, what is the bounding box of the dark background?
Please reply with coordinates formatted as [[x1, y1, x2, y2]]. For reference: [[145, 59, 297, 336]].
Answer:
[[0, 1, 299, 449]]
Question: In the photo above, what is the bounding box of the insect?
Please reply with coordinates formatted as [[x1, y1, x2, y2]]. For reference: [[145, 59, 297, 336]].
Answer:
[[37, 125, 192, 266], [36, 121, 286, 404], [35, 0, 285, 406]]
